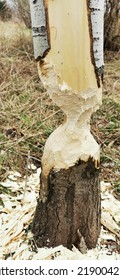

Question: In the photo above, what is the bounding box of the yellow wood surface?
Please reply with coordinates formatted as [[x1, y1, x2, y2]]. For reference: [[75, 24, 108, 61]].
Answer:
[[46, 0, 97, 92]]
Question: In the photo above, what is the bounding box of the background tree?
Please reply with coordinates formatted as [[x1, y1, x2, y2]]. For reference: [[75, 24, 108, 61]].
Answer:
[[0, 0, 12, 21], [0, 0, 5, 9], [13, 0, 31, 28], [104, 0, 120, 51]]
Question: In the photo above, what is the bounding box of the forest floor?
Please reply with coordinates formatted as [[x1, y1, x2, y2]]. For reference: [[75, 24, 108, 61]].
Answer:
[[0, 21, 120, 260]]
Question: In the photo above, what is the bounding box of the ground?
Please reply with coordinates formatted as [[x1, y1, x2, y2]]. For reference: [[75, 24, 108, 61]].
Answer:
[[0, 21, 120, 260]]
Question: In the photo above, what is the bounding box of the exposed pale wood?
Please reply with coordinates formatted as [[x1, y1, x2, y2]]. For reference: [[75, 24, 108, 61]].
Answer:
[[101, 213, 120, 239], [37, 0, 104, 201], [46, 0, 97, 92]]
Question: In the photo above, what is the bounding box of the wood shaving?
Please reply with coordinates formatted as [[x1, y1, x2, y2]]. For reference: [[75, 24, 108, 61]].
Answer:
[[0, 169, 120, 260]]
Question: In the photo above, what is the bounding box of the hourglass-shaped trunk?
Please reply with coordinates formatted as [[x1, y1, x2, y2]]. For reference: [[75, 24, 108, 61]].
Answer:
[[29, 0, 104, 250]]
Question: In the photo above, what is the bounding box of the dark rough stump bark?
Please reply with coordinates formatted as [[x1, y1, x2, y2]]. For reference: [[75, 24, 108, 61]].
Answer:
[[32, 158, 101, 250]]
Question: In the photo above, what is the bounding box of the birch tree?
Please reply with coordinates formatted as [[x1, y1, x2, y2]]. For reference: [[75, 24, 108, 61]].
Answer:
[[29, 0, 104, 250]]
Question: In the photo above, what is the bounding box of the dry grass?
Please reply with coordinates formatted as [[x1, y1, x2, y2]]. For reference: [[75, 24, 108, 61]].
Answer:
[[104, 51, 120, 103], [0, 21, 63, 179], [0, 21, 120, 195], [91, 51, 120, 196], [91, 99, 120, 193]]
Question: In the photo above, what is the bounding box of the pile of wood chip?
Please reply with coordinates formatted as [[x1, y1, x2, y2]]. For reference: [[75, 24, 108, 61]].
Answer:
[[0, 167, 120, 260]]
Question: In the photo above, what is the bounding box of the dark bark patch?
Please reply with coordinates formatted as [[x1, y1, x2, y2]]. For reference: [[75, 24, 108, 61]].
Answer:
[[32, 159, 101, 250]]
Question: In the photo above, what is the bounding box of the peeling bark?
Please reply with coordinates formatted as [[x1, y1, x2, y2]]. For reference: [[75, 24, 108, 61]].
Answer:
[[30, 0, 104, 250]]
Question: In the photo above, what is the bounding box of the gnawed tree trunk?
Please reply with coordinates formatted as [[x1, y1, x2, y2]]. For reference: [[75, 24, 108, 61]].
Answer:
[[29, 0, 104, 250]]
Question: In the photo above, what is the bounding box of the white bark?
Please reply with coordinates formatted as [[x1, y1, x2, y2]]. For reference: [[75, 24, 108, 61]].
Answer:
[[89, 0, 104, 73], [29, 0, 50, 60]]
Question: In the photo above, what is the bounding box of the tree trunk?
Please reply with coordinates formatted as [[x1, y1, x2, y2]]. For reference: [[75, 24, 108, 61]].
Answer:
[[29, 0, 104, 250], [104, 0, 120, 51], [32, 159, 100, 250]]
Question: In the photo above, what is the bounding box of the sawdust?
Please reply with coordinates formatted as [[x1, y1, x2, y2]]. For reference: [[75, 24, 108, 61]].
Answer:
[[0, 167, 120, 260]]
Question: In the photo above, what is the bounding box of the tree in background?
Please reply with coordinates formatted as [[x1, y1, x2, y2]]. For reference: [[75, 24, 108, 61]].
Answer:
[[0, 0, 5, 10], [13, 0, 31, 28], [0, 0, 12, 20], [104, 0, 120, 51]]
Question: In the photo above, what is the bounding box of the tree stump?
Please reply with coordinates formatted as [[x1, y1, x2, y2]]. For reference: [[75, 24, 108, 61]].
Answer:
[[32, 159, 100, 249], [29, 0, 104, 250]]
